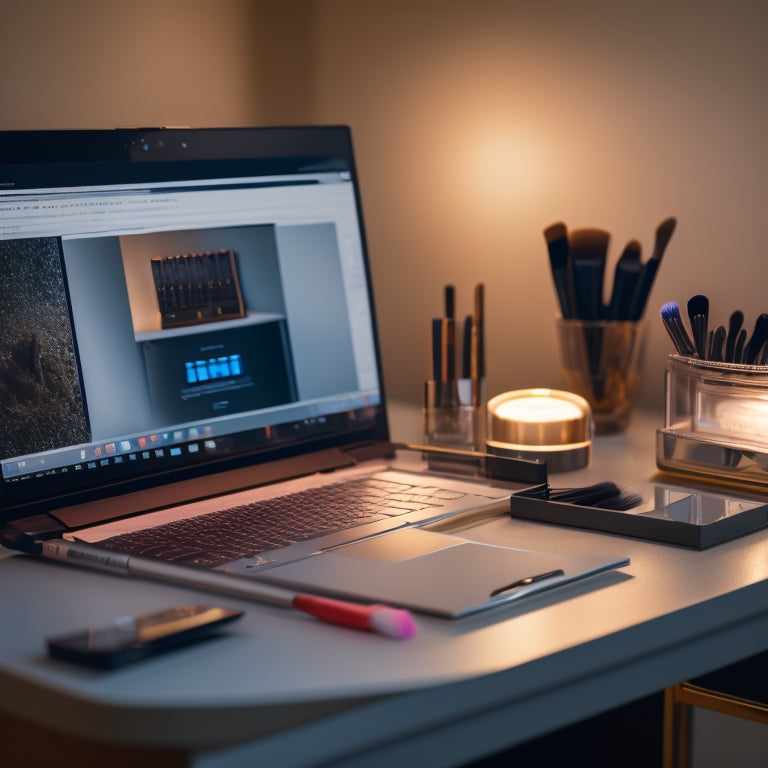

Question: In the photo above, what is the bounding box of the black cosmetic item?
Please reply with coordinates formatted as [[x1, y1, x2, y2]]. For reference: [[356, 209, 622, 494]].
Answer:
[[569, 228, 610, 320], [607, 240, 642, 320], [725, 310, 744, 363], [544, 221, 576, 318], [47, 605, 245, 669], [743, 313, 768, 365], [627, 217, 677, 320], [687, 294, 709, 359], [660, 301, 695, 356]]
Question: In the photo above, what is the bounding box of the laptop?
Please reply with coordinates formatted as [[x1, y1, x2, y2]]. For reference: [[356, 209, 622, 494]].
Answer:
[[0, 126, 517, 581]]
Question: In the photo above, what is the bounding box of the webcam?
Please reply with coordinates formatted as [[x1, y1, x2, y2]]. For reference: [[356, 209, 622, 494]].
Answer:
[[125, 129, 191, 158]]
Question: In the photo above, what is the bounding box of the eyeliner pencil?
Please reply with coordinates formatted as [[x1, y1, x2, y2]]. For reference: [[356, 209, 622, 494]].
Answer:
[[472, 283, 485, 407], [442, 284, 457, 385], [442, 317, 456, 382], [462, 314, 473, 379], [432, 317, 443, 381], [444, 284, 455, 320]]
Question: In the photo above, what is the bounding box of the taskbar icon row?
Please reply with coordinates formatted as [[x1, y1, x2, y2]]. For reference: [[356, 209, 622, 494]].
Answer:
[[6, 425, 218, 480], [83, 425, 215, 463]]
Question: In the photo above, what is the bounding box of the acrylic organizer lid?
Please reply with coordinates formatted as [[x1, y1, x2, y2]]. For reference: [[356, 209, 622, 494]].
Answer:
[[486, 388, 592, 472]]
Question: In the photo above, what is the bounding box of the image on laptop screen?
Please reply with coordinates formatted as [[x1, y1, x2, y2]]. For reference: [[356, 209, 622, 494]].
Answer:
[[0, 127, 388, 516]]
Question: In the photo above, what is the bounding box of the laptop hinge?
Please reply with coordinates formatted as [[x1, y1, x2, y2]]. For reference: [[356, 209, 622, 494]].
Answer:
[[343, 440, 397, 464]]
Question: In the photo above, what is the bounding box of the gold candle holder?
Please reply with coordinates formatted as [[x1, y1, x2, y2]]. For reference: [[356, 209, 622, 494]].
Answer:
[[486, 388, 592, 473]]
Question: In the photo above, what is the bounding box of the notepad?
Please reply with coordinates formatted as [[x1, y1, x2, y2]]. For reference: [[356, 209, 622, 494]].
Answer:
[[258, 528, 630, 618]]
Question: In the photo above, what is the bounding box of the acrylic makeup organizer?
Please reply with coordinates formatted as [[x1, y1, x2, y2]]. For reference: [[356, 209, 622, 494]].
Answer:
[[657, 354, 768, 488]]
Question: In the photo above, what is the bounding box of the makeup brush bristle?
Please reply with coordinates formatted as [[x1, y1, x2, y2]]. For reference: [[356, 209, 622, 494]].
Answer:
[[544, 221, 567, 246], [687, 294, 709, 316], [544, 221, 575, 318], [660, 301, 695, 356], [517, 482, 643, 511], [368, 607, 419, 639], [569, 227, 611, 256]]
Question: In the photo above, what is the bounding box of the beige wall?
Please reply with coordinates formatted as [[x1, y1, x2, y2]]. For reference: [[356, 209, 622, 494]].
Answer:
[[310, 0, 768, 409], [2, 0, 768, 412], [0, 0, 312, 128]]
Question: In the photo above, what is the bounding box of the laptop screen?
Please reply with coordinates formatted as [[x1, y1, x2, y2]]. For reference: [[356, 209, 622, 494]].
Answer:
[[0, 127, 388, 517]]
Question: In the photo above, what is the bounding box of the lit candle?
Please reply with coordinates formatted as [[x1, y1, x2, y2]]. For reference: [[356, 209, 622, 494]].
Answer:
[[493, 392, 585, 423], [486, 388, 592, 472]]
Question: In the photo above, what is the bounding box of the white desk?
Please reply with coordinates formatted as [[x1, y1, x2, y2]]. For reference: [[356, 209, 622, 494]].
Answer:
[[2, 405, 768, 767]]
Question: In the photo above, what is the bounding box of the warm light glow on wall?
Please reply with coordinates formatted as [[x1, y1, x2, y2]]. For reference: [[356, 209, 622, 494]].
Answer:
[[311, 1, 768, 408], [459, 124, 544, 215]]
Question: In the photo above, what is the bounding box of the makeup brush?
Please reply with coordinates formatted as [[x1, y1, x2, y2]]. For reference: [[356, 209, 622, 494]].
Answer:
[[431, 480, 642, 534], [606, 240, 642, 320], [0, 529, 419, 640], [549, 482, 643, 511], [291, 595, 418, 639], [516, 482, 643, 511], [628, 216, 677, 320], [725, 310, 744, 363], [709, 325, 726, 362], [569, 227, 610, 320], [687, 294, 709, 359], [734, 328, 747, 364], [743, 313, 768, 364], [544, 221, 576, 318], [660, 301, 695, 356], [567, 228, 610, 402]]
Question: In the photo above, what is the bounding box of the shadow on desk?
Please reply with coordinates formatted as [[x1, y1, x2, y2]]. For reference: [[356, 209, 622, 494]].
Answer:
[[470, 692, 664, 768]]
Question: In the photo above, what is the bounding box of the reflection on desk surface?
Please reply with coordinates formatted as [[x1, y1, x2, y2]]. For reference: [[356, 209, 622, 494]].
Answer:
[[644, 485, 766, 525]]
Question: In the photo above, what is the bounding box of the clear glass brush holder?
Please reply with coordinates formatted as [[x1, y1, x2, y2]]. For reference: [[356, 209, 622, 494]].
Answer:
[[555, 319, 645, 434], [423, 378, 486, 453]]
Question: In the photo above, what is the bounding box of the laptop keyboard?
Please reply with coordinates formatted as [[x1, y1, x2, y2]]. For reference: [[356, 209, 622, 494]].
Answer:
[[98, 475, 468, 568]]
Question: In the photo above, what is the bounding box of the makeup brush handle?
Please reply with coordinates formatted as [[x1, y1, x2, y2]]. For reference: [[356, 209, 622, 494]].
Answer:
[[607, 267, 640, 320], [691, 315, 708, 359], [734, 329, 747, 363], [627, 260, 658, 320], [573, 262, 604, 320]]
